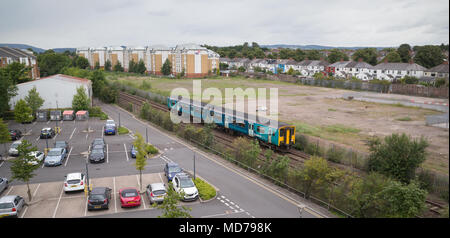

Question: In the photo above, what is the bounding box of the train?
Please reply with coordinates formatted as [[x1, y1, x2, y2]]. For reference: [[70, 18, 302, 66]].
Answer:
[[167, 96, 296, 150]]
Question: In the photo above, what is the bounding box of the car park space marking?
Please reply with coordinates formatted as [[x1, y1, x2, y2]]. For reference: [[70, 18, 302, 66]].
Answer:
[[46, 121, 50, 124], [64, 147, 73, 167], [35, 136, 40, 141], [0, 161, 4, 168], [113, 177, 117, 213], [106, 144, 109, 163], [20, 184, 41, 218], [124, 144, 129, 161], [69, 128, 76, 140], [52, 187, 64, 218], [32, 121, 37, 125], [135, 175, 147, 209], [5, 186, 13, 196], [53, 133, 58, 140]]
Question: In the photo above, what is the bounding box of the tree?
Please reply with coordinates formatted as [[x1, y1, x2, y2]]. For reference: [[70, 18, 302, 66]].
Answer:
[[113, 61, 124, 72], [306, 50, 322, 60], [133, 133, 147, 192], [352, 48, 378, 66], [14, 99, 33, 132], [0, 68, 18, 117], [104, 60, 112, 71], [397, 44, 412, 63], [238, 66, 246, 72], [414, 45, 445, 68], [161, 59, 172, 76], [383, 51, 402, 63], [24, 86, 44, 117], [0, 118, 11, 156], [293, 49, 306, 62], [379, 180, 427, 218], [72, 86, 90, 111], [367, 133, 428, 184], [298, 156, 332, 198], [75, 57, 90, 69], [152, 184, 192, 218], [10, 139, 39, 201], [94, 61, 100, 70], [232, 137, 261, 168], [89, 70, 106, 96], [327, 49, 349, 64], [37, 51, 72, 76], [137, 59, 147, 74], [3, 62, 30, 84], [128, 60, 137, 73]]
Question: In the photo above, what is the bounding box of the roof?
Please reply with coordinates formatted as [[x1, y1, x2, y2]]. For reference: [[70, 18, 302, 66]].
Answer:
[[329, 61, 352, 68], [175, 43, 207, 51], [426, 63, 449, 73], [63, 110, 74, 114], [66, 173, 82, 180], [19, 74, 91, 86], [0, 195, 17, 203], [297, 60, 329, 67], [0, 46, 36, 59], [76, 110, 88, 115], [345, 61, 374, 69], [374, 62, 427, 71]]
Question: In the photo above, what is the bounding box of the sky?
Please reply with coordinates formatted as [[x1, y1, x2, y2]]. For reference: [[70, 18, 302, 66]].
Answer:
[[0, 0, 448, 49]]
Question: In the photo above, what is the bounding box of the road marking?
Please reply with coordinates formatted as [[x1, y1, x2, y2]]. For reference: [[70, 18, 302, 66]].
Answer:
[[109, 103, 326, 218], [5, 186, 13, 196], [60, 120, 63, 125], [201, 210, 246, 218], [85, 133, 88, 140], [69, 128, 76, 140], [52, 187, 64, 218], [35, 136, 40, 141], [84, 196, 88, 217], [113, 177, 117, 213], [106, 144, 109, 163], [124, 144, 129, 161], [21, 184, 41, 218], [0, 161, 3, 168], [64, 147, 73, 167], [32, 121, 37, 126], [158, 173, 164, 183], [53, 133, 58, 140], [46, 120, 50, 124]]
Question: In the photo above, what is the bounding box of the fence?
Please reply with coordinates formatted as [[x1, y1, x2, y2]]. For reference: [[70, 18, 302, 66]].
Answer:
[[392, 84, 449, 99], [426, 112, 449, 127]]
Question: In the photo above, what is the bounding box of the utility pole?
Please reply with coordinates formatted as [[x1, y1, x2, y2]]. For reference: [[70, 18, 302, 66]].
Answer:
[[118, 113, 121, 128], [85, 161, 90, 195], [193, 151, 196, 180], [146, 128, 148, 144]]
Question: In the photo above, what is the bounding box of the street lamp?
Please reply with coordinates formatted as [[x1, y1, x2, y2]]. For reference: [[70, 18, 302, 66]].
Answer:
[[298, 204, 306, 218]]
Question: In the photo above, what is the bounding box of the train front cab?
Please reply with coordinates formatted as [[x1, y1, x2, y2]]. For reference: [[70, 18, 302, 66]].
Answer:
[[278, 126, 295, 149]]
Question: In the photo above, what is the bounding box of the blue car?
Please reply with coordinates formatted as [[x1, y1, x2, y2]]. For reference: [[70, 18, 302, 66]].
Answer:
[[44, 148, 66, 167], [130, 145, 137, 158], [104, 125, 116, 135], [164, 162, 182, 181]]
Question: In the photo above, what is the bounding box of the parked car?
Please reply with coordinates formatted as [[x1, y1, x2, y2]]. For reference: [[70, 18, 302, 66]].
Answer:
[[9, 129, 22, 141], [119, 188, 141, 208], [89, 145, 106, 163], [27, 151, 45, 165], [172, 173, 198, 201], [63, 173, 86, 193], [146, 183, 167, 204], [130, 145, 137, 158], [104, 124, 116, 135], [40, 128, 55, 139], [164, 162, 182, 181], [0, 178, 8, 194], [0, 195, 25, 218], [8, 141, 22, 157], [54, 141, 69, 154], [106, 120, 116, 127], [91, 138, 106, 148], [44, 148, 66, 167], [87, 187, 112, 211]]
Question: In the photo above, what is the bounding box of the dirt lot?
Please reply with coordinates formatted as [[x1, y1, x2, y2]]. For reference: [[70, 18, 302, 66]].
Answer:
[[108, 75, 449, 175]]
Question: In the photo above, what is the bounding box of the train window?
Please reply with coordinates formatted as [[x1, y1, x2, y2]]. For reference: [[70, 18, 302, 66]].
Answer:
[[257, 127, 265, 134], [280, 128, 285, 137], [210, 111, 214, 116]]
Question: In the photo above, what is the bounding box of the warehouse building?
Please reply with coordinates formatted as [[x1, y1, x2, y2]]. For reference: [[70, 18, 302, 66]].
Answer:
[[10, 74, 92, 110]]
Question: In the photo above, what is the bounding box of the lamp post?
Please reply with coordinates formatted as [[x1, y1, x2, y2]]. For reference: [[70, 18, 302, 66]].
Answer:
[[298, 204, 306, 218], [193, 151, 196, 180]]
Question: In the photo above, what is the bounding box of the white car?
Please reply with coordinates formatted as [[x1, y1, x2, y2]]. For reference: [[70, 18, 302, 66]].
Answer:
[[8, 141, 22, 156], [106, 120, 116, 127], [172, 173, 198, 201], [27, 151, 45, 165], [63, 173, 86, 193]]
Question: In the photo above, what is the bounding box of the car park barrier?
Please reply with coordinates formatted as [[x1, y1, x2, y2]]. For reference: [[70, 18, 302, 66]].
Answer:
[[54, 127, 61, 134]]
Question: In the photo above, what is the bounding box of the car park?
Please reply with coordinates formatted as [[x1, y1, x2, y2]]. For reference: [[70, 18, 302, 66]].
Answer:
[[40, 128, 55, 139], [119, 188, 141, 208], [8, 141, 22, 156], [0, 195, 25, 218], [44, 148, 66, 167], [9, 129, 22, 141], [87, 187, 112, 211], [130, 145, 137, 158], [89, 145, 106, 163], [172, 173, 198, 202], [63, 173, 86, 193], [0, 178, 8, 194], [104, 124, 116, 135], [145, 183, 167, 204], [27, 151, 45, 165], [164, 162, 182, 181], [91, 138, 106, 148], [54, 141, 69, 153]]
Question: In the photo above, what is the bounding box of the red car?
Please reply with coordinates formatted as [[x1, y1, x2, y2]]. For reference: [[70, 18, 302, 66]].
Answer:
[[119, 188, 141, 208]]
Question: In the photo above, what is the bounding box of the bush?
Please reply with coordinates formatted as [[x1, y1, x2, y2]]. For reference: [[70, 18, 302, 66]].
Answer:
[[117, 126, 129, 135], [145, 143, 159, 155], [88, 106, 108, 120], [325, 146, 345, 163], [194, 177, 216, 200], [293, 134, 308, 151]]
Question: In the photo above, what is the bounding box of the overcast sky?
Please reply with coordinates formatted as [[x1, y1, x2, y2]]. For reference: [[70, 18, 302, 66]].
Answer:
[[0, 0, 448, 49]]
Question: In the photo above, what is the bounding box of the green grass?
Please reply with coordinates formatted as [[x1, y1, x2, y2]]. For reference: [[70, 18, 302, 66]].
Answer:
[[328, 108, 337, 112], [145, 143, 159, 155], [117, 126, 129, 135], [324, 124, 361, 134], [193, 177, 216, 201], [396, 116, 412, 121]]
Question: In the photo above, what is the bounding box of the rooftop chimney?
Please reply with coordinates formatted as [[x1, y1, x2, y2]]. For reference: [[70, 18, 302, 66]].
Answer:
[[384, 58, 388, 64], [358, 58, 363, 62], [409, 59, 414, 64]]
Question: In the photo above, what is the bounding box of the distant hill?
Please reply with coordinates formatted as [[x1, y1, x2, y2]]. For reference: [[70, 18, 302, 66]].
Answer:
[[0, 43, 76, 53], [261, 44, 388, 50]]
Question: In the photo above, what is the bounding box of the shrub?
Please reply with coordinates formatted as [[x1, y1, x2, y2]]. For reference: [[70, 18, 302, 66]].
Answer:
[[293, 134, 308, 151], [194, 178, 216, 200], [145, 144, 159, 155], [325, 146, 345, 163], [117, 126, 129, 135]]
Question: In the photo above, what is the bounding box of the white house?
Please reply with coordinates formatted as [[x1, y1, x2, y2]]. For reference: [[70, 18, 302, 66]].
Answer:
[[10, 74, 92, 110], [373, 61, 427, 81], [343, 60, 375, 80]]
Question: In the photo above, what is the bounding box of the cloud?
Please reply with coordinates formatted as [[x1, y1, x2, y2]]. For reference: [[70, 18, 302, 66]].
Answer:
[[0, 0, 448, 49]]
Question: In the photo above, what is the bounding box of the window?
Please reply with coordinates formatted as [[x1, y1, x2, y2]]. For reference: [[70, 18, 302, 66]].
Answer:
[[257, 126, 266, 134], [280, 128, 285, 137]]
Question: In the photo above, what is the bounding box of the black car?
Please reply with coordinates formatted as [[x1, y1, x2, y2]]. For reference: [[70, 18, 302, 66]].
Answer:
[[40, 128, 55, 139], [54, 141, 69, 154], [91, 138, 106, 148], [89, 145, 106, 163], [9, 129, 22, 141], [87, 187, 112, 211]]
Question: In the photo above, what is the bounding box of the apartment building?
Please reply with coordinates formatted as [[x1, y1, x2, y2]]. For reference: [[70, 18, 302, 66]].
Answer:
[[0, 46, 40, 79]]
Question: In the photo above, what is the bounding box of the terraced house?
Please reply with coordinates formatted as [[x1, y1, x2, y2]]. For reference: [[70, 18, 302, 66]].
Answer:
[[0, 46, 40, 79], [76, 44, 219, 78]]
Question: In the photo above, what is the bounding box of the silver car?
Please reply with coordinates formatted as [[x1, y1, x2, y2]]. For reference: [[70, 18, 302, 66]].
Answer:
[[0, 178, 8, 194], [8, 141, 22, 156], [146, 183, 167, 204], [0, 195, 25, 218], [44, 148, 66, 167]]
